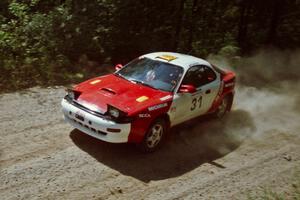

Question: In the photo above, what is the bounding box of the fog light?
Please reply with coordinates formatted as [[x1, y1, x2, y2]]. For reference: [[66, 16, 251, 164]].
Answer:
[[106, 128, 121, 133]]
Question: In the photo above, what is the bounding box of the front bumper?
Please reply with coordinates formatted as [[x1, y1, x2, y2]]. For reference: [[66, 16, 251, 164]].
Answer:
[[61, 99, 131, 143]]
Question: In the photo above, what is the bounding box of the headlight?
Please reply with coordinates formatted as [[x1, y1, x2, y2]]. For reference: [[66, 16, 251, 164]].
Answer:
[[106, 105, 134, 123], [65, 88, 81, 100], [108, 106, 120, 118], [66, 89, 75, 99]]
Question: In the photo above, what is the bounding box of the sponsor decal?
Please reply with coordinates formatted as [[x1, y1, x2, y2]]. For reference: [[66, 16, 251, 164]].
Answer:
[[225, 82, 235, 87], [160, 95, 172, 101], [75, 110, 85, 121], [90, 79, 101, 85], [75, 110, 85, 117], [148, 103, 168, 111], [136, 96, 149, 102], [156, 55, 177, 61], [139, 113, 151, 118]]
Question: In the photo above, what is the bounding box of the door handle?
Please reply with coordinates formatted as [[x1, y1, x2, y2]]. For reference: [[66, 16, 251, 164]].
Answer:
[[205, 89, 211, 94]]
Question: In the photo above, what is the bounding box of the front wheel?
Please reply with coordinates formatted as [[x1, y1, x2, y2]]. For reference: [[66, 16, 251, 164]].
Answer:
[[138, 119, 166, 153]]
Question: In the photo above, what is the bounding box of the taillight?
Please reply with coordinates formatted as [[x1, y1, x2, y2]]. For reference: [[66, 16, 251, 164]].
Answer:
[[224, 77, 235, 88]]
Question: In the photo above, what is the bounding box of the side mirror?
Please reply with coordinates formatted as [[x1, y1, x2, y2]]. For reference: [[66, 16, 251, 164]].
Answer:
[[179, 84, 196, 93], [115, 64, 123, 71]]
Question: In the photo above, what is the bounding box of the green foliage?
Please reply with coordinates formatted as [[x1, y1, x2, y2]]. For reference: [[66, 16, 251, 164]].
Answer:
[[218, 45, 240, 58], [0, 0, 299, 91], [247, 169, 300, 200], [0, 1, 73, 90], [247, 186, 300, 200]]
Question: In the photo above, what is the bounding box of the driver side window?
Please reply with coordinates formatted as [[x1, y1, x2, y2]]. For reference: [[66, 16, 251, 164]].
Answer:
[[182, 65, 216, 88]]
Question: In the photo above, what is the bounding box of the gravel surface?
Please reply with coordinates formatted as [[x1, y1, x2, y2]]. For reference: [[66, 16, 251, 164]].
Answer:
[[1, 86, 299, 200]]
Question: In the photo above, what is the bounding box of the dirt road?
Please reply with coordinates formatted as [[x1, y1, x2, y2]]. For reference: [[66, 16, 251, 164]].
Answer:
[[1, 85, 300, 200]]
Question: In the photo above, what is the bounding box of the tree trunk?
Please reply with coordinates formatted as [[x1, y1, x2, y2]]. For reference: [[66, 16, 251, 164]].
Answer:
[[237, 0, 250, 51], [186, 0, 199, 53], [173, 0, 185, 50], [266, 0, 282, 45]]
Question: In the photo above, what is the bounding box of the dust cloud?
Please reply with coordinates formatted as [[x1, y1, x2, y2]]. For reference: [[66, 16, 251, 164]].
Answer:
[[183, 49, 300, 155]]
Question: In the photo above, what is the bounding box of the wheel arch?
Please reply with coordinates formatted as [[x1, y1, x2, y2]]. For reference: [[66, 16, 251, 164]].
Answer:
[[136, 112, 171, 153], [153, 112, 171, 131]]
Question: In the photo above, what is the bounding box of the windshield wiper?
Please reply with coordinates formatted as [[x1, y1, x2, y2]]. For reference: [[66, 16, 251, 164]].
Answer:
[[129, 79, 157, 90]]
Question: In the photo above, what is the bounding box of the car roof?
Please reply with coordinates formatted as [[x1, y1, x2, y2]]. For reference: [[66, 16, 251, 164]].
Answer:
[[143, 52, 211, 70]]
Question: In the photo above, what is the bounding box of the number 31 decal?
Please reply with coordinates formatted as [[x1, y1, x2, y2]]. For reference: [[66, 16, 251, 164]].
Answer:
[[191, 96, 202, 111]]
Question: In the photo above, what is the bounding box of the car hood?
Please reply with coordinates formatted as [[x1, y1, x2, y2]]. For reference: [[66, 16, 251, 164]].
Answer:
[[73, 74, 173, 115]]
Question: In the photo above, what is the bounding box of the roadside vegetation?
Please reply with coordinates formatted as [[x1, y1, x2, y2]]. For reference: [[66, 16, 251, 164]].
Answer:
[[0, 0, 299, 92], [247, 169, 300, 200]]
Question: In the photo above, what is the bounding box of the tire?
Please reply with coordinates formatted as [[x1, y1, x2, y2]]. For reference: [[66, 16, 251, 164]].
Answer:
[[138, 119, 167, 153], [214, 95, 231, 119]]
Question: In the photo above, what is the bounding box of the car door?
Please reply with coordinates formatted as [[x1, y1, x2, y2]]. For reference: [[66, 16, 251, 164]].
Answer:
[[169, 65, 220, 126]]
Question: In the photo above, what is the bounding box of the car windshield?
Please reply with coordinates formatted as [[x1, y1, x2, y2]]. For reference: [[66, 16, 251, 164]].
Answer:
[[115, 57, 184, 92]]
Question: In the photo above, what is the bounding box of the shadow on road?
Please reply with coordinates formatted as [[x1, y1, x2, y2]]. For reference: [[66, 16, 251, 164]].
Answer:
[[70, 109, 255, 182]]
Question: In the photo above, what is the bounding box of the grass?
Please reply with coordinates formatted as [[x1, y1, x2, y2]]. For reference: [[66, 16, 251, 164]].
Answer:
[[247, 169, 300, 200]]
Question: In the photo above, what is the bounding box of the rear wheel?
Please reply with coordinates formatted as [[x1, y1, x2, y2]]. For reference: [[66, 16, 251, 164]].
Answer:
[[215, 96, 231, 118], [138, 119, 166, 153]]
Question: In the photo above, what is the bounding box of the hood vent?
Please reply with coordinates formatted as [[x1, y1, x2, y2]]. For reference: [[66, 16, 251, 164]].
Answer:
[[100, 88, 116, 95]]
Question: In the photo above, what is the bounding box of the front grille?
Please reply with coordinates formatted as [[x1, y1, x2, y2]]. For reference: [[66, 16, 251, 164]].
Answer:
[[68, 115, 107, 136]]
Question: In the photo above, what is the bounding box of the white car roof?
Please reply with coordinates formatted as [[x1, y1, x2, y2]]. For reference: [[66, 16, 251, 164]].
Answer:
[[143, 52, 211, 70]]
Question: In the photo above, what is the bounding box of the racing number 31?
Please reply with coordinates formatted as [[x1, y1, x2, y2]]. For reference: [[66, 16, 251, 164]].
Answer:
[[190, 96, 203, 111]]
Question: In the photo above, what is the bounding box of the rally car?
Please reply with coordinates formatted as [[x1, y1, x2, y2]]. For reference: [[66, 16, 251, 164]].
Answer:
[[61, 52, 235, 152]]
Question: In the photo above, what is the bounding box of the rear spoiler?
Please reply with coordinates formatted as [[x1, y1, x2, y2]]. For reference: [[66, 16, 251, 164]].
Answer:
[[211, 64, 228, 75]]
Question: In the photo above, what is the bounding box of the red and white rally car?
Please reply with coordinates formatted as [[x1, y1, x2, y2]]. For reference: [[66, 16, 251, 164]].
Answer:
[[61, 52, 235, 152]]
